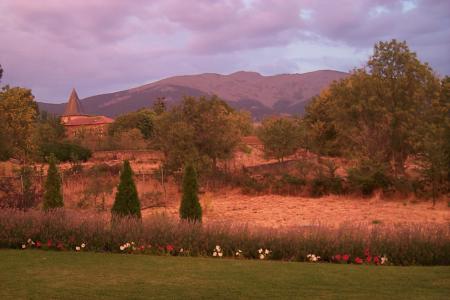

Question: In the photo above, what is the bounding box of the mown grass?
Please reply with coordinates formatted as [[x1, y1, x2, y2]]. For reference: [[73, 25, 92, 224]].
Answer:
[[1, 249, 449, 300]]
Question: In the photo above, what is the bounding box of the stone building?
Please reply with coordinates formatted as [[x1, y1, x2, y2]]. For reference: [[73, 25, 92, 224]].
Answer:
[[61, 89, 114, 137]]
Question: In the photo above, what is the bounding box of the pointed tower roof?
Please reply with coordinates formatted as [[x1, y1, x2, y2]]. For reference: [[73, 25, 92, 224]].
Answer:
[[63, 88, 85, 116]]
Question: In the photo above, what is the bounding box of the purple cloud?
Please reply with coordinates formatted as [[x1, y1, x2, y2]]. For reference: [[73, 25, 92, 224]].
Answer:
[[0, 0, 448, 102]]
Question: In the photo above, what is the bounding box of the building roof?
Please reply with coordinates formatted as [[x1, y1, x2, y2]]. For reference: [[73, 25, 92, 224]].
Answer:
[[64, 115, 114, 126], [63, 88, 85, 116]]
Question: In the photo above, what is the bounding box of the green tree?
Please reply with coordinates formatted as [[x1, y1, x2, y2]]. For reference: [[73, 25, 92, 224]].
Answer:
[[112, 160, 141, 218], [257, 117, 302, 162], [0, 86, 38, 160], [415, 76, 450, 204], [43, 155, 63, 210], [179, 164, 202, 222], [304, 40, 440, 178], [109, 109, 155, 139], [154, 95, 251, 173]]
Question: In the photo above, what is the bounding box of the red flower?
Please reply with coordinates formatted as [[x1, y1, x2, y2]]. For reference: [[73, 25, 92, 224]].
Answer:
[[35, 241, 41, 248], [366, 256, 372, 263], [373, 256, 380, 264], [47, 240, 52, 247], [166, 244, 174, 252], [342, 254, 350, 262], [334, 254, 341, 261], [355, 257, 363, 264], [140, 246, 145, 251], [364, 248, 370, 257], [56, 242, 64, 250]]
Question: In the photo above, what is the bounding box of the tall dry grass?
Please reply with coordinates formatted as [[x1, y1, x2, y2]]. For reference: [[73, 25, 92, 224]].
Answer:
[[0, 209, 448, 265]]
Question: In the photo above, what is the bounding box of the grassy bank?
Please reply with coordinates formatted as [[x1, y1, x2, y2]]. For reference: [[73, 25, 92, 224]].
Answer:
[[0, 250, 449, 299]]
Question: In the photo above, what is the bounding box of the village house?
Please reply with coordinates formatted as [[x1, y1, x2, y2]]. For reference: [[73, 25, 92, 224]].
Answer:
[[60, 89, 114, 138]]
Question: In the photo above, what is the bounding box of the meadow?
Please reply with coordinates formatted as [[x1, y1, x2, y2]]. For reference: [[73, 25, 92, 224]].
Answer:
[[1, 249, 449, 299]]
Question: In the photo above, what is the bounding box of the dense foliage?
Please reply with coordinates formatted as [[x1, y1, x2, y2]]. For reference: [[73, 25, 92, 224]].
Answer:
[[0, 86, 38, 160], [39, 141, 92, 162], [154, 95, 252, 173], [257, 117, 304, 162]]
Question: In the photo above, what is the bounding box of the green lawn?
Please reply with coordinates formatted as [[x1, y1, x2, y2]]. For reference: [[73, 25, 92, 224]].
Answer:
[[0, 250, 449, 299]]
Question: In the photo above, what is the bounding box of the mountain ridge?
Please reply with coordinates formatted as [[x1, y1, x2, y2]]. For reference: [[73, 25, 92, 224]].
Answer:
[[38, 69, 348, 119]]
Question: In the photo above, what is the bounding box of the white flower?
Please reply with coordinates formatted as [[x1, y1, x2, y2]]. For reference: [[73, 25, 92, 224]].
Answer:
[[258, 248, 263, 254], [120, 245, 125, 251], [75, 246, 81, 251], [215, 245, 221, 251], [307, 254, 312, 258], [131, 242, 135, 245], [259, 254, 265, 260], [381, 255, 388, 265], [180, 248, 184, 253], [126, 242, 131, 248], [238, 250, 242, 253], [81, 243, 86, 248], [235, 252, 240, 256], [21, 244, 26, 249], [213, 251, 217, 257], [264, 249, 270, 255], [27, 238, 32, 244], [218, 252, 223, 257]]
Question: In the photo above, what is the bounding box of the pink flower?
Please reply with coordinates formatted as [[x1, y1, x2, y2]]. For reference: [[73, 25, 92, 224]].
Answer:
[[373, 256, 380, 264], [342, 254, 350, 262], [35, 241, 41, 248], [140, 246, 145, 251], [366, 256, 372, 263], [166, 245, 174, 252], [47, 240, 52, 247], [334, 254, 341, 261], [355, 257, 363, 264], [56, 242, 64, 250], [364, 248, 370, 257]]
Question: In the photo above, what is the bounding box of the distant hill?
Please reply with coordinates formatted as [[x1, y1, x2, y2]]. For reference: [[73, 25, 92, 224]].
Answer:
[[38, 70, 348, 119]]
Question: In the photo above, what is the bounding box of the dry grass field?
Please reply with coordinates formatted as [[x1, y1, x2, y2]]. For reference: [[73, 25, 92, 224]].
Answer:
[[1, 147, 449, 228]]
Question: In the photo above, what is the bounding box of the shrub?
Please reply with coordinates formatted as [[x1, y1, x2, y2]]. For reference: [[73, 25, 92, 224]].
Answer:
[[43, 155, 63, 210], [310, 176, 343, 197], [347, 161, 391, 195], [0, 209, 449, 266], [111, 160, 141, 218], [40, 142, 92, 162], [179, 164, 202, 222]]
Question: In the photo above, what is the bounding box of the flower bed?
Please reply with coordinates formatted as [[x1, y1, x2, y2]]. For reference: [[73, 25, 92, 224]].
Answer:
[[0, 209, 449, 265]]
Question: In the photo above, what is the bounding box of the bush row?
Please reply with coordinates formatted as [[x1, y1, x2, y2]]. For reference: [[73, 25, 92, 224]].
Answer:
[[0, 209, 449, 265]]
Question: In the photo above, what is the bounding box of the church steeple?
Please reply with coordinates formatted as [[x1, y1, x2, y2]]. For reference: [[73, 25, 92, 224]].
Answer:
[[63, 88, 85, 116]]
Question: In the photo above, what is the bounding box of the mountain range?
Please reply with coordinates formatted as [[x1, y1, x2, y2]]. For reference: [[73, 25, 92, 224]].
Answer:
[[38, 70, 348, 120]]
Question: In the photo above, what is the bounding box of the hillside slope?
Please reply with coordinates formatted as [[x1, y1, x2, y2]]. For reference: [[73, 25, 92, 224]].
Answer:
[[38, 70, 347, 119]]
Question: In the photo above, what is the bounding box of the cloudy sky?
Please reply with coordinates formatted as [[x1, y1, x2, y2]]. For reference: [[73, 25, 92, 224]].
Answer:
[[0, 0, 449, 103]]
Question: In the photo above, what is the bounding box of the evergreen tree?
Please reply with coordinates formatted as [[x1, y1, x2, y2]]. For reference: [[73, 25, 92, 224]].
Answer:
[[43, 155, 63, 210], [179, 164, 202, 222], [112, 160, 141, 218], [20, 165, 35, 210]]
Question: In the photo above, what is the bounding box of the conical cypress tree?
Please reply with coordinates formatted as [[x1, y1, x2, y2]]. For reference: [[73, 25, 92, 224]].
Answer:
[[179, 164, 202, 222], [112, 160, 141, 218], [43, 154, 63, 210]]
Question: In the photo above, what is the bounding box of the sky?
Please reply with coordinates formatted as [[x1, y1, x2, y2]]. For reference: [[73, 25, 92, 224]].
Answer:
[[0, 0, 449, 103]]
